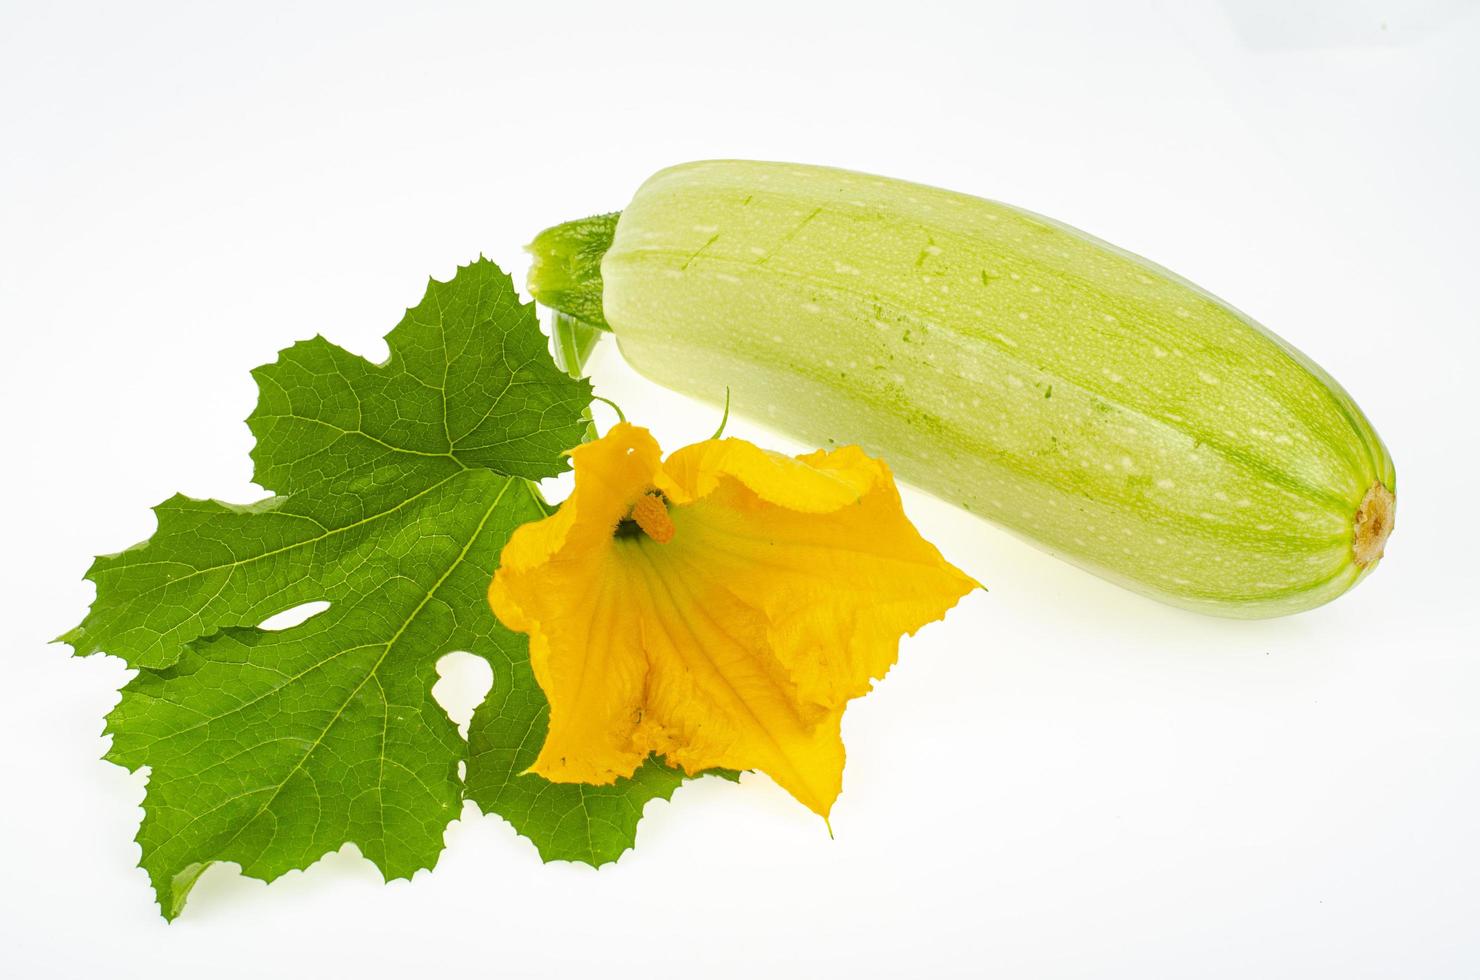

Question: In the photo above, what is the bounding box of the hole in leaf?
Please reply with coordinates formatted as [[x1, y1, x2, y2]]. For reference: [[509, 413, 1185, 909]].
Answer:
[[257, 600, 330, 631], [535, 470, 573, 507], [432, 652, 493, 739]]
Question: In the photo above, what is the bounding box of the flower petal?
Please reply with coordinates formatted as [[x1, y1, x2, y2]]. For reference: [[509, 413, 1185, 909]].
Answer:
[[664, 439, 981, 709], [623, 544, 846, 816], [658, 437, 876, 512], [488, 423, 663, 784]]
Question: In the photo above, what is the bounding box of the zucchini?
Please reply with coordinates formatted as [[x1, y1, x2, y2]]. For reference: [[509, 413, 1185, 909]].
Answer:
[[527, 160, 1395, 618]]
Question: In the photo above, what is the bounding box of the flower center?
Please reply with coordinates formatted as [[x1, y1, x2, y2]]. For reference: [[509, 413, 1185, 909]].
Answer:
[[617, 492, 674, 544]]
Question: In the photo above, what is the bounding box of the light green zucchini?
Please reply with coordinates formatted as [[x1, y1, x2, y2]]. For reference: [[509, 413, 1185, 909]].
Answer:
[[527, 160, 1394, 618]]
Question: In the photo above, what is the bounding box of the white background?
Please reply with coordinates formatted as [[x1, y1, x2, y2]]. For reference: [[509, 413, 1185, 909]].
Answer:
[[3, 1, 1477, 976]]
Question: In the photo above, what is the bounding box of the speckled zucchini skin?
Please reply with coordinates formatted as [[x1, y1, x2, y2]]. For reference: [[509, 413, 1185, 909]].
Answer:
[[539, 160, 1395, 617]]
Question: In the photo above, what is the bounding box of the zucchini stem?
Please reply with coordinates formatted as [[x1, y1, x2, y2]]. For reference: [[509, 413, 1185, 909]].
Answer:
[[526, 212, 620, 329]]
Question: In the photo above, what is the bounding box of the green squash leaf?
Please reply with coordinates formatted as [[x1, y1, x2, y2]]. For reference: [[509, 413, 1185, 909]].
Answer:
[[107, 471, 536, 917], [63, 258, 590, 671]]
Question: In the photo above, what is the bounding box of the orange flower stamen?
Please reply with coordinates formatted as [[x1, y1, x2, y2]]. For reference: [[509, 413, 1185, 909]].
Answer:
[[629, 493, 674, 544]]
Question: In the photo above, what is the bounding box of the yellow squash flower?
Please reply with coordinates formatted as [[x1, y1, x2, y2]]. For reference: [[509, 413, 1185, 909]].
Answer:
[[489, 422, 979, 818]]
